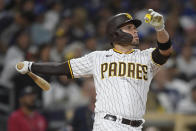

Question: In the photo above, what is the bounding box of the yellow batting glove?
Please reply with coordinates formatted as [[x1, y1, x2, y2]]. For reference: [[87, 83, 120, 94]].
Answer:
[[144, 9, 165, 31]]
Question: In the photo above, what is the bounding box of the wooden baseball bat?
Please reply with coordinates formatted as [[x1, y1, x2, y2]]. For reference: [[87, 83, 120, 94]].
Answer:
[[16, 62, 50, 91]]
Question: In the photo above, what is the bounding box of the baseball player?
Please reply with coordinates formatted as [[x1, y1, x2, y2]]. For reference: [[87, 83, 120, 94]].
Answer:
[[16, 9, 173, 131]]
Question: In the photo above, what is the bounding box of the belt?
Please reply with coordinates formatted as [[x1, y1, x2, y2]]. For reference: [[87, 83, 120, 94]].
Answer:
[[104, 114, 143, 127]]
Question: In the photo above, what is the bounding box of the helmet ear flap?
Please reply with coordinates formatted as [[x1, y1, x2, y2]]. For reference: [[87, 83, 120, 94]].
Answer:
[[109, 31, 119, 42], [113, 29, 133, 44], [113, 31, 119, 39]]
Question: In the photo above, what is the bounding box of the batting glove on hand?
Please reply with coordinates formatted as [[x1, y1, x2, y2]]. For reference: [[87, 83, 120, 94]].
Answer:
[[15, 61, 33, 74], [145, 9, 165, 31]]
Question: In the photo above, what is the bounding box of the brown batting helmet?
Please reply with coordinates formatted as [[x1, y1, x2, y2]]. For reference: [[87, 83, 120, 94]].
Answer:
[[106, 13, 141, 45]]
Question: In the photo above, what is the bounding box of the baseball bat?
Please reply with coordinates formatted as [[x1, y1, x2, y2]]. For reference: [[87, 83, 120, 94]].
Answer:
[[16, 62, 50, 91], [144, 14, 152, 23]]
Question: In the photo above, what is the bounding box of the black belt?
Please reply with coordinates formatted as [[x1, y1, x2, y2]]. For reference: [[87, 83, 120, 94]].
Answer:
[[104, 114, 143, 127]]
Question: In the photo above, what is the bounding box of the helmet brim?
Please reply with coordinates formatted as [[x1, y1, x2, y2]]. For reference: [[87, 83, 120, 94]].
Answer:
[[118, 19, 142, 28]]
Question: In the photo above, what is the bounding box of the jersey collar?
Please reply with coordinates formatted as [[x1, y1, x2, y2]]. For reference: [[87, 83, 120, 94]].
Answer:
[[113, 48, 135, 54]]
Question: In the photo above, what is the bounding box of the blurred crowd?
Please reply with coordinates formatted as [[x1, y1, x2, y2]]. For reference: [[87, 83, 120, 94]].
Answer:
[[0, 0, 196, 131]]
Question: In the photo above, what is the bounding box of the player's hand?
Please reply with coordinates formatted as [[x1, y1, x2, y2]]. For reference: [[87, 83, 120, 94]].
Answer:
[[144, 9, 165, 31], [15, 61, 33, 74]]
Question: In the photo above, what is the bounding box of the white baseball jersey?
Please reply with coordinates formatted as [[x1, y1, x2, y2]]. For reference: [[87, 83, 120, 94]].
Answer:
[[69, 48, 161, 129]]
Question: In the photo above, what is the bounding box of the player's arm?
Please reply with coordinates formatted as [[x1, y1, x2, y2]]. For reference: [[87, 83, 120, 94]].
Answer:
[[15, 61, 73, 79], [31, 62, 73, 78], [156, 29, 173, 56], [145, 9, 173, 65], [16, 52, 94, 78]]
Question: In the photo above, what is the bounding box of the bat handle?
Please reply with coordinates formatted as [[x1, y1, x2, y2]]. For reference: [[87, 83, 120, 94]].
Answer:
[[16, 62, 24, 70]]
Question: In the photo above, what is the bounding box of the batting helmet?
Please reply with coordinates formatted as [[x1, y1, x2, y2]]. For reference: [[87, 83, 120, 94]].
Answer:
[[106, 13, 141, 45]]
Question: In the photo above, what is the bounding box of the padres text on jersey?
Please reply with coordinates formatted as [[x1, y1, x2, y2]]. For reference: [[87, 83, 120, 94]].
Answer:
[[101, 62, 148, 80]]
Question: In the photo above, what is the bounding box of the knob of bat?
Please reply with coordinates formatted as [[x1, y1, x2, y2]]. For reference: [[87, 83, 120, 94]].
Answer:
[[17, 62, 24, 70], [144, 14, 152, 23]]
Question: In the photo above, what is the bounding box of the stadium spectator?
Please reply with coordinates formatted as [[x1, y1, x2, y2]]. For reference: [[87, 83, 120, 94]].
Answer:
[[69, 7, 95, 42], [95, 19, 108, 50], [0, 10, 34, 47], [177, 82, 196, 114], [38, 44, 51, 62], [8, 86, 47, 131], [176, 43, 196, 80], [83, 36, 97, 54], [21, 0, 35, 12], [43, 76, 85, 110], [152, 62, 190, 113], [64, 41, 84, 60], [31, 9, 52, 45], [50, 35, 68, 62], [0, 29, 31, 88], [43, 2, 62, 33]]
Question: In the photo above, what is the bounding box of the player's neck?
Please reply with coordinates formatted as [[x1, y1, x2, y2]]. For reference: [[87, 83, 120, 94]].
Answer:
[[113, 44, 134, 54]]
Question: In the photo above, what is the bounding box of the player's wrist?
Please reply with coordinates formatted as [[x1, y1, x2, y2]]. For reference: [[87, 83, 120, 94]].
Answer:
[[28, 61, 33, 72], [155, 24, 165, 32]]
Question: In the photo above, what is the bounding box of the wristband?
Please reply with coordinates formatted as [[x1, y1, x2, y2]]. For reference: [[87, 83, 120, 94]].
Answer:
[[28, 62, 33, 72], [157, 39, 172, 50]]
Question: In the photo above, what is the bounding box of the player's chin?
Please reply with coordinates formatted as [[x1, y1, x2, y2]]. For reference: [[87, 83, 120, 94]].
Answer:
[[121, 39, 139, 46], [131, 39, 139, 46]]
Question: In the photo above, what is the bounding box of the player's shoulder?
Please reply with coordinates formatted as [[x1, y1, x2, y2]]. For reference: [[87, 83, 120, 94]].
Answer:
[[95, 49, 111, 54], [134, 48, 156, 54], [87, 49, 111, 56]]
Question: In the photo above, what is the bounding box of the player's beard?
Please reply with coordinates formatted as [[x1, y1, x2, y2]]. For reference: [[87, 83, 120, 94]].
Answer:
[[131, 38, 139, 47], [121, 38, 139, 47], [115, 37, 139, 47]]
